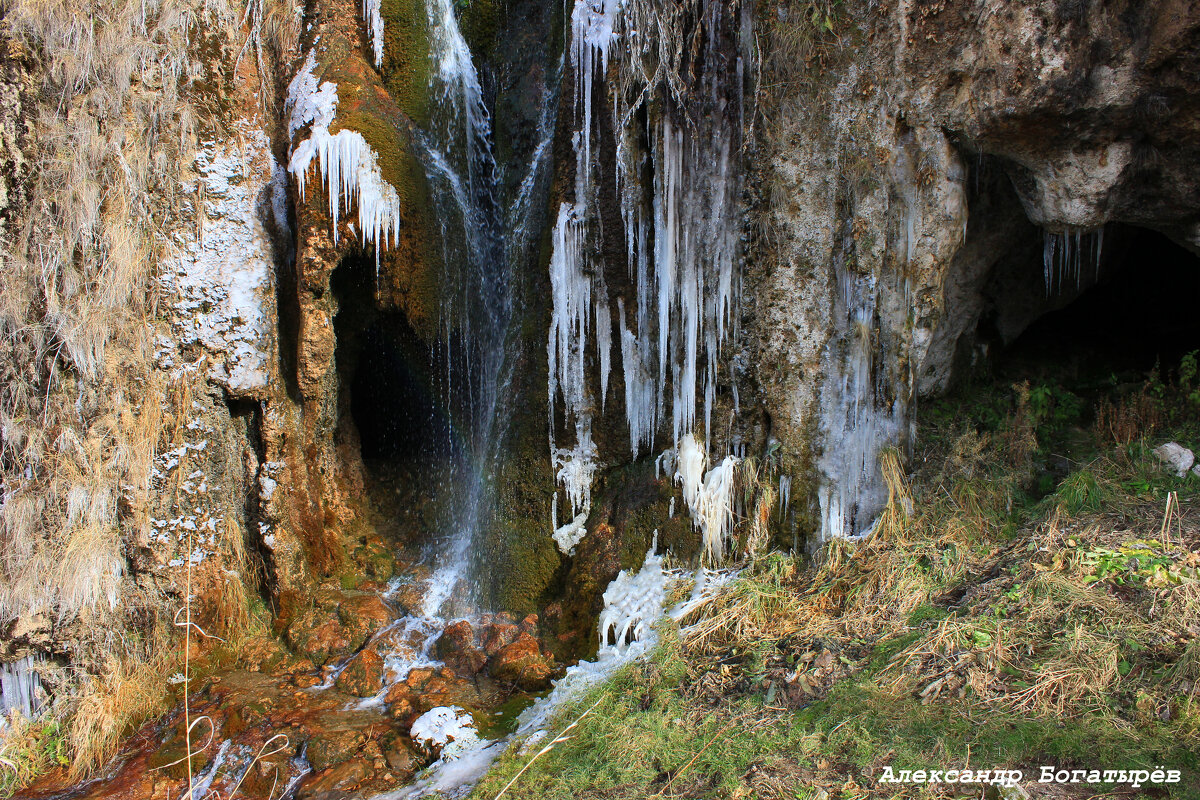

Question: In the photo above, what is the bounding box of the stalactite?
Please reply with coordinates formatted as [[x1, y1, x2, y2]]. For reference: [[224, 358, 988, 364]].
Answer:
[[1043, 226, 1105, 295]]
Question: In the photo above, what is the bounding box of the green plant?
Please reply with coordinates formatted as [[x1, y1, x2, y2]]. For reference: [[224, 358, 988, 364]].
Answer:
[[1180, 350, 1199, 405], [1078, 541, 1182, 587], [0, 717, 70, 797], [804, 0, 842, 32]]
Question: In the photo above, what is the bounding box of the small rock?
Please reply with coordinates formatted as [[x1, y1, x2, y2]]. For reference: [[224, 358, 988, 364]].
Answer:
[[416, 673, 483, 712], [405, 667, 435, 688], [487, 637, 554, 690], [384, 683, 417, 721], [392, 585, 426, 615], [293, 673, 322, 689], [436, 620, 487, 675], [985, 784, 1031, 800], [1153, 442, 1195, 477], [306, 728, 368, 771], [295, 758, 372, 800], [383, 738, 422, 777], [338, 593, 397, 645], [480, 623, 519, 657], [335, 648, 385, 697]]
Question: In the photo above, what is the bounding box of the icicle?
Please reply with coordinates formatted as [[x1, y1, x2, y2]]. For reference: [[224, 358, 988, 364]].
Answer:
[[696, 456, 738, 561], [619, 298, 657, 455], [596, 296, 612, 411], [286, 51, 337, 140], [674, 433, 739, 562], [549, 0, 743, 554], [287, 53, 401, 261], [816, 267, 907, 540], [362, 0, 384, 68], [554, 419, 599, 519], [547, 203, 589, 419], [552, 512, 589, 554], [1042, 227, 1105, 296], [597, 541, 668, 649], [778, 475, 791, 516], [289, 128, 402, 254], [0, 654, 46, 721], [675, 433, 706, 514]]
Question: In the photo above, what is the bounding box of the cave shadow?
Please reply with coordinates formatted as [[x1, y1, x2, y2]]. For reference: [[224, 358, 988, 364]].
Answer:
[[331, 251, 464, 545], [996, 226, 1200, 388]]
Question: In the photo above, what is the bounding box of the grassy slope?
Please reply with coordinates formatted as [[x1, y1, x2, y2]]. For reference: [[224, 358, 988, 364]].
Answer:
[[470, 368, 1200, 799]]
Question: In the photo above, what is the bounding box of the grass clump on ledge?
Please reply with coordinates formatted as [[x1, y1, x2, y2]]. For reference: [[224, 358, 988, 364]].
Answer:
[[471, 372, 1200, 799]]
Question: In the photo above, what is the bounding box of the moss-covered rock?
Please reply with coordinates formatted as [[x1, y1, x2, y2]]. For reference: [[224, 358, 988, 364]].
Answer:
[[381, 0, 433, 125]]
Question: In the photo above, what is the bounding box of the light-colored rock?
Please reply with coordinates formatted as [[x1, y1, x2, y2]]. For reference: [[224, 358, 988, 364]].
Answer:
[[1153, 442, 1196, 477]]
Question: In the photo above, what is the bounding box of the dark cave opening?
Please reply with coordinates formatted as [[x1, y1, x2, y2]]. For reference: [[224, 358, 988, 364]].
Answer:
[[331, 253, 462, 543], [999, 226, 1200, 384], [332, 254, 454, 464]]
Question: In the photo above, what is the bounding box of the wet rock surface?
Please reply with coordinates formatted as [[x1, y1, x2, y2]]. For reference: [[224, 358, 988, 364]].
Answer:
[[23, 564, 561, 800]]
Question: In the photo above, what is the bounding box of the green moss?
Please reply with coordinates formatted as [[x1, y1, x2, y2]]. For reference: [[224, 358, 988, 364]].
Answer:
[[328, 106, 420, 203], [455, 0, 502, 62], [381, 0, 433, 125], [0, 719, 69, 798], [481, 455, 560, 614]]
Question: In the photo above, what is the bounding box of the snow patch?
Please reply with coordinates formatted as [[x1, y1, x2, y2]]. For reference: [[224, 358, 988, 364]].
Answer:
[[410, 706, 481, 759]]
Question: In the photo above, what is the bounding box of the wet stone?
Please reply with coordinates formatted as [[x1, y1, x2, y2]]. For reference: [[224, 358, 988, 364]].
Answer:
[[306, 727, 368, 771], [488, 636, 554, 690], [336, 647, 385, 697]]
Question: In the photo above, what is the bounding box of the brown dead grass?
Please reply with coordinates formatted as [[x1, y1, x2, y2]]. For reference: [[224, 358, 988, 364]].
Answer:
[[680, 434, 1200, 739]]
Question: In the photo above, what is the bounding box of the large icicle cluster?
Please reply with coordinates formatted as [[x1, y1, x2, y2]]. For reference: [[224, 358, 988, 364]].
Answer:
[[598, 543, 669, 648], [816, 268, 909, 540], [286, 50, 402, 258], [674, 434, 739, 562], [0, 653, 45, 723], [547, 0, 742, 548]]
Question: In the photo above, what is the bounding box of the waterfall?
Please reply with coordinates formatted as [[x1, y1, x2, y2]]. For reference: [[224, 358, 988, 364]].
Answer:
[[410, 0, 511, 617]]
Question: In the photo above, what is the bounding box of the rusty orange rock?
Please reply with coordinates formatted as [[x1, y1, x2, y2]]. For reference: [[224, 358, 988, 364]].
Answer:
[[335, 647, 385, 697], [488, 638, 554, 690]]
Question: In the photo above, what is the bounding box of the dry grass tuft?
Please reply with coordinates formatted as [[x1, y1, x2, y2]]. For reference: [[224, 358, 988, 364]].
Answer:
[[68, 638, 174, 778], [0, 0, 294, 786]]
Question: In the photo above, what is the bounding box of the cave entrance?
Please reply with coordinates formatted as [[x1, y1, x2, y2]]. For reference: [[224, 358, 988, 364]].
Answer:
[[332, 253, 461, 542], [998, 226, 1200, 386], [979, 225, 1200, 493]]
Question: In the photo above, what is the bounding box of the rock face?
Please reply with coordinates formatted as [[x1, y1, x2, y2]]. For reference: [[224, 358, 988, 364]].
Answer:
[[3, 0, 1200, 788], [745, 0, 1200, 540], [1153, 442, 1197, 477]]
